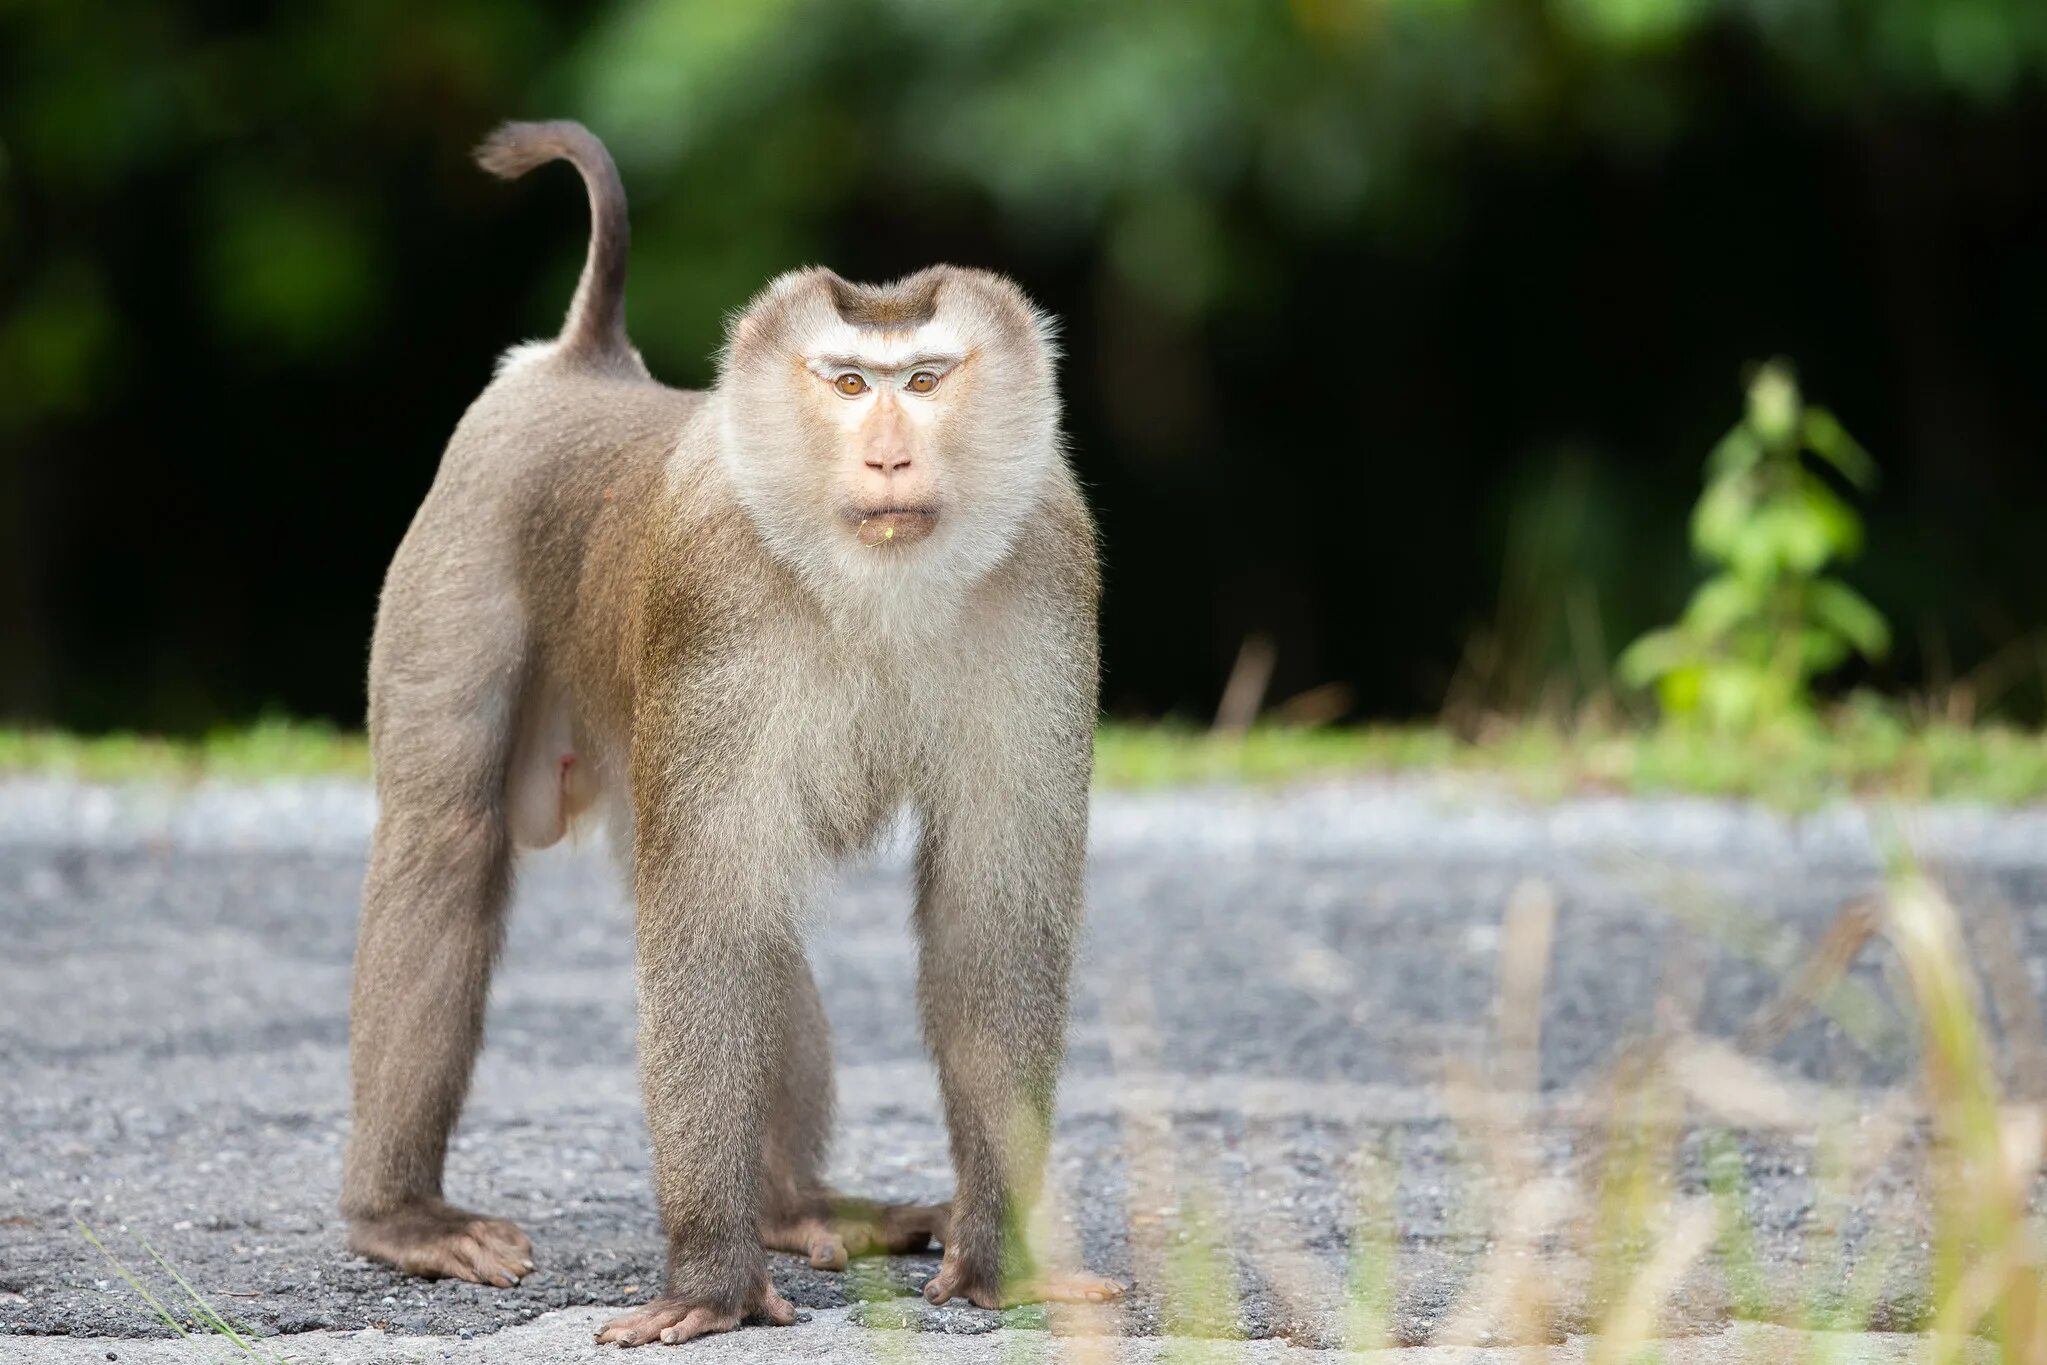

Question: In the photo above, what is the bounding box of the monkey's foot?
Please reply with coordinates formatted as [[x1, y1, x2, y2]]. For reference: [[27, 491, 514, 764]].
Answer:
[[921, 1242, 1125, 1309], [761, 1195, 950, 1270], [347, 1199, 534, 1287], [595, 1280, 796, 1347]]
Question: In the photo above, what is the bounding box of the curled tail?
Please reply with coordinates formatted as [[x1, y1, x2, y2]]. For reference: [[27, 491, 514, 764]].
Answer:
[[476, 120, 631, 362]]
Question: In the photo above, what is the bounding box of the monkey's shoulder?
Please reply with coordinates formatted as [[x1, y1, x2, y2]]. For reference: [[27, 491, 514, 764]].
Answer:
[[999, 469, 1100, 614]]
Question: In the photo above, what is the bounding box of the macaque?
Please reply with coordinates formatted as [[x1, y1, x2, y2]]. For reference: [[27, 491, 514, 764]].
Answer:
[[339, 120, 1119, 1346]]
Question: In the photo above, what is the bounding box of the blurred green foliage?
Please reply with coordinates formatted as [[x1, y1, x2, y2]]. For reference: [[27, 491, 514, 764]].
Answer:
[[9, 0, 2047, 420], [1619, 360, 1890, 728]]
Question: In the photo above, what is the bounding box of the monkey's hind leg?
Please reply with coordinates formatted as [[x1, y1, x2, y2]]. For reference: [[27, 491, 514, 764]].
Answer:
[[757, 957, 949, 1271], [341, 648, 534, 1287]]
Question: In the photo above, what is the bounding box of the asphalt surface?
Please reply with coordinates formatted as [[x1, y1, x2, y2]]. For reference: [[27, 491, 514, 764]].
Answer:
[[5, 777, 2046, 1359]]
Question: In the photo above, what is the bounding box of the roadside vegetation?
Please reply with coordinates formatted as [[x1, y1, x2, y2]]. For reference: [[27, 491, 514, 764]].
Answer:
[[1174, 861, 2047, 1358], [2, 711, 2043, 807]]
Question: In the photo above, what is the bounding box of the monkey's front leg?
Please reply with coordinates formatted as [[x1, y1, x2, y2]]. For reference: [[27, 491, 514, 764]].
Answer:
[[595, 824, 803, 1348], [912, 798, 1125, 1310]]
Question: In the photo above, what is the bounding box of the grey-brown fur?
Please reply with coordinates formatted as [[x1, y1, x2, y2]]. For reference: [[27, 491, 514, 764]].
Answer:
[[476, 121, 635, 368], [341, 120, 1112, 1347]]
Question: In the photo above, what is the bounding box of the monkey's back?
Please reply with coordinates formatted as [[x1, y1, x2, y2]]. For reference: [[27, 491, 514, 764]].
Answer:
[[369, 351, 727, 769]]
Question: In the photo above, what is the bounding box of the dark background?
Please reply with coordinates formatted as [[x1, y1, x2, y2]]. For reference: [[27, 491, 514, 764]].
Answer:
[[4, 0, 2045, 730]]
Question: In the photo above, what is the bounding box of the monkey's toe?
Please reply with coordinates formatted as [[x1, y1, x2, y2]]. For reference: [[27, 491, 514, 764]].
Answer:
[[761, 1196, 947, 1269], [921, 1244, 1124, 1310], [1027, 1271, 1127, 1305], [596, 1284, 795, 1347], [348, 1202, 535, 1288]]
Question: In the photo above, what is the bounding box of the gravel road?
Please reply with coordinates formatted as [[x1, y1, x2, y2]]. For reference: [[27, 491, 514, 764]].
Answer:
[[4, 777, 2045, 1360]]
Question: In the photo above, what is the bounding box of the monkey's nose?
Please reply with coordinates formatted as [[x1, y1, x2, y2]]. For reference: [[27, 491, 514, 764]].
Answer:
[[864, 450, 912, 473]]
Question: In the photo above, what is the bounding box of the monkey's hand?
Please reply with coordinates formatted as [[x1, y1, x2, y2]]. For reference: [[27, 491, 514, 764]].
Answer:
[[346, 1199, 533, 1288], [761, 1195, 949, 1270], [595, 1278, 797, 1348], [920, 1241, 1126, 1311]]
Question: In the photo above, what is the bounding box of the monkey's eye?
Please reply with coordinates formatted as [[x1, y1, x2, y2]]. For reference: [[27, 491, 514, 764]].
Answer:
[[905, 370, 940, 395], [833, 372, 869, 398]]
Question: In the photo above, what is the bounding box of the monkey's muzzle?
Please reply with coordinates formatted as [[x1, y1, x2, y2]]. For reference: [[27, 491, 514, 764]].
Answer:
[[852, 509, 937, 548]]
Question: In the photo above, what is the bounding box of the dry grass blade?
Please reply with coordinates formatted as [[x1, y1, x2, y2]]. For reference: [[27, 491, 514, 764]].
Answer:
[[139, 1233, 289, 1362], [1433, 878, 1571, 1348], [1434, 1175, 1579, 1347], [1105, 974, 1175, 1326], [1588, 1200, 1717, 1365], [1737, 895, 1880, 1055], [1212, 634, 1276, 734], [1667, 1037, 1820, 1131], [74, 1220, 193, 1342], [1495, 878, 1558, 1094], [1879, 864, 2047, 1363], [1973, 903, 2047, 1101], [1342, 1139, 1399, 1351]]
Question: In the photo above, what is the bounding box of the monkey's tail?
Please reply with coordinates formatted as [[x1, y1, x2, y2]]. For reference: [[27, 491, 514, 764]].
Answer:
[[475, 120, 631, 362]]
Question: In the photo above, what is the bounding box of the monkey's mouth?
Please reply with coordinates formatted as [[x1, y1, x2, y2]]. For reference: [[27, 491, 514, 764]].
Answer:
[[847, 507, 938, 548]]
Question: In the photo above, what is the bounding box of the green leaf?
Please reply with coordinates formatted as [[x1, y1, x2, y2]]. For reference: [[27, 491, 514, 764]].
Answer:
[[1751, 501, 1831, 576], [1698, 665, 1763, 729], [1801, 408, 1878, 489], [1727, 504, 1792, 580], [1800, 627, 1850, 674], [1706, 428, 1763, 481], [1807, 579, 1891, 660], [1690, 476, 1753, 562], [1617, 628, 1689, 688], [1678, 574, 1760, 637], [1654, 664, 1705, 718], [1799, 481, 1863, 560], [1745, 361, 1800, 450]]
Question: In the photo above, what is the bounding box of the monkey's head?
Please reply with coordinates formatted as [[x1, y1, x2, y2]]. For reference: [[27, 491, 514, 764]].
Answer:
[[715, 266, 1063, 622]]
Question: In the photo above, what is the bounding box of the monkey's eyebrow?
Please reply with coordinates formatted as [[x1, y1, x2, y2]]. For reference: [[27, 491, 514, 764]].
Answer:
[[808, 352, 964, 374]]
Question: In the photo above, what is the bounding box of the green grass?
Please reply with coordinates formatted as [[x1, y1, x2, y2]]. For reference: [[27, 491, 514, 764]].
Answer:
[[0, 719, 369, 782], [3, 705, 2045, 805], [1096, 706, 2047, 806]]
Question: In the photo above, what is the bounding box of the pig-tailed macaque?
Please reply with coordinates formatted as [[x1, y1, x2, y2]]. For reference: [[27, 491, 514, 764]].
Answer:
[[339, 119, 1119, 1346]]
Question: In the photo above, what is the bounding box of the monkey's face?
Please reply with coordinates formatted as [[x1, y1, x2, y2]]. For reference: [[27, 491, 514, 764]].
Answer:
[[804, 339, 956, 551], [716, 267, 1064, 621]]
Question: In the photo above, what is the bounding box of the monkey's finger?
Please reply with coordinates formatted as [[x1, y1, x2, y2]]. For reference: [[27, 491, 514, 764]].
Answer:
[[478, 1219, 535, 1261], [922, 1264, 965, 1305], [403, 1239, 496, 1287], [597, 1302, 691, 1345], [806, 1231, 847, 1271], [657, 1307, 736, 1344], [458, 1251, 516, 1290], [758, 1285, 798, 1326], [448, 1235, 522, 1288], [925, 1268, 994, 1309], [470, 1221, 536, 1275], [1005, 1272, 1128, 1308], [597, 1321, 663, 1346]]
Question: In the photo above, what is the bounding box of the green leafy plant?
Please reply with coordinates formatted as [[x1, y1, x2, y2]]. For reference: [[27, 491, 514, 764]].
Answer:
[[1618, 359, 1889, 729]]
